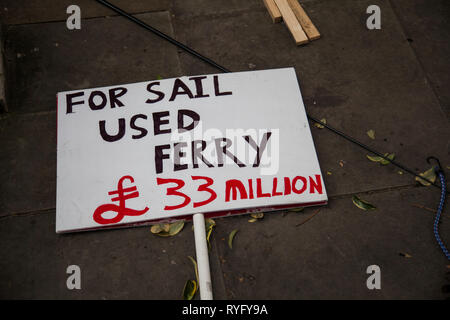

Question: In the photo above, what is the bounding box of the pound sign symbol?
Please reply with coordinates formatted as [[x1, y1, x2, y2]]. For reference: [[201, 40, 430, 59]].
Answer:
[[93, 175, 149, 225]]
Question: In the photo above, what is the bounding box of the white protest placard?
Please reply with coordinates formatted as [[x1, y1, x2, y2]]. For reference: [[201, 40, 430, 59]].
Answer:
[[56, 68, 327, 233]]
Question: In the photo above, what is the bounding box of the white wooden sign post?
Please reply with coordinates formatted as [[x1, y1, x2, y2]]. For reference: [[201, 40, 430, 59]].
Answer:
[[56, 67, 327, 299]]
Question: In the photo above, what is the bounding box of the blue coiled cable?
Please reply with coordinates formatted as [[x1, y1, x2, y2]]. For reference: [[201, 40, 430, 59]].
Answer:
[[429, 157, 450, 261]]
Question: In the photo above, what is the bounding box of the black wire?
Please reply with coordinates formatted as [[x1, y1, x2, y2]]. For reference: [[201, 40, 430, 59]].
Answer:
[[95, 0, 446, 192], [307, 114, 446, 190]]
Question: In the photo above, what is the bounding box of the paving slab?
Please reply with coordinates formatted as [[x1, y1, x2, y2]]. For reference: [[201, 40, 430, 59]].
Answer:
[[0, 211, 227, 299], [0, 112, 56, 216], [173, 0, 450, 197], [4, 11, 182, 113], [0, 0, 172, 25], [390, 0, 450, 121], [213, 186, 450, 299]]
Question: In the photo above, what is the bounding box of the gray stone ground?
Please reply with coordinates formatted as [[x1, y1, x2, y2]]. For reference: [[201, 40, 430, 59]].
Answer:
[[0, 0, 449, 299]]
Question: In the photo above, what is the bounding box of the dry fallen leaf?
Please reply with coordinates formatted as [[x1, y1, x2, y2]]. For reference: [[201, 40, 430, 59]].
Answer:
[[380, 153, 395, 165], [367, 129, 376, 140], [399, 252, 412, 258], [248, 212, 264, 222], [314, 118, 327, 129], [228, 229, 239, 249], [366, 153, 395, 165], [205, 218, 216, 248], [150, 221, 184, 237], [188, 256, 199, 283], [182, 256, 199, 300], [150, 224, 164, 234], [366, 155, 383, 162], [205, 218, 216, 229], [161, 223, 170, 232], [415, 167, 437, 186], [352, 195, 376, 211], [169, 221, 185, 236], [182, 280, 197, 300]]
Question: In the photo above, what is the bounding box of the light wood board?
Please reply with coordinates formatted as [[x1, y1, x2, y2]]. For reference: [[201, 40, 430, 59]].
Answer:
[[287, 0, 321, 40], [263, 0, 282, 23], [274, 0, 309, 45]]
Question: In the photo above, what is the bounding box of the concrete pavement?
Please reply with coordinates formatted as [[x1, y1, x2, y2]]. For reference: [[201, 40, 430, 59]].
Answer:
[[0, 0, 449, 299]]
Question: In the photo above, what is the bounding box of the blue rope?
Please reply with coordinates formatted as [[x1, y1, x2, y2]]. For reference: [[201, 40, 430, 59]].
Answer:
[[434, 171, 450, 260]]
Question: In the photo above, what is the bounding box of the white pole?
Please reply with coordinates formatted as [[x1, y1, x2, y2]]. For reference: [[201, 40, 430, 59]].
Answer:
[[192, 213, 213, 300]]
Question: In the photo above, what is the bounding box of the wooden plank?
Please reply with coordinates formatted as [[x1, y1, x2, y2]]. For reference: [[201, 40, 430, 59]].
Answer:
[[263, 0, 282, 23], [273, 0, 309, 45], [287, 0, 321, 40]]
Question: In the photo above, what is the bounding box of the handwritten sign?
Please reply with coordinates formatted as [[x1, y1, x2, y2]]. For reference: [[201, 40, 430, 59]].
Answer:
[[56, 68, 327, 233]]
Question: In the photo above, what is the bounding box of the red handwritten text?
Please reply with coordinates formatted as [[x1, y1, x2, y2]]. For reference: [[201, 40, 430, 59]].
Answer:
[[156, 174, 323, 210]]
